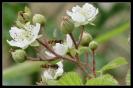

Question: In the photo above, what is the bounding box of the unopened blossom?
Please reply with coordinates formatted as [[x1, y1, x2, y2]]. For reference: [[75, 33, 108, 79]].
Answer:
[[66, 3, 98, 27], [42, 61, 64, 80], [7, 23, 41, 49], [45, 34, 73, 57]]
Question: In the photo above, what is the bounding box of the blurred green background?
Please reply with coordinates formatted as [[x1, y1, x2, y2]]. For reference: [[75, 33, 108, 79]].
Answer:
[[2, 2, 130, 85]]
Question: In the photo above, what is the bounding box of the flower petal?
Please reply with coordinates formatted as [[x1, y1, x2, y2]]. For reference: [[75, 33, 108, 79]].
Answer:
[[54, 61, 64, 79], [53, 43, 68, 56], [7, 40, 28, 49], [43, 69, 54, 80], [9, 27, 25, 40], [66, 34, 73, 48], [54, 67, 63, 79]]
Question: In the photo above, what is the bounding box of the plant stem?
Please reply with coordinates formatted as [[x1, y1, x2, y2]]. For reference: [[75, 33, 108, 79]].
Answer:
[[92, 50, 96, 77], [27, 56, 59, 61], [69, 33, 78, 49], [37, 39, 76, 63], [85, 50, 89, 65], [77, 25, 84, 47], [77, 61, 91, 79], [82, 62, 93, 75]]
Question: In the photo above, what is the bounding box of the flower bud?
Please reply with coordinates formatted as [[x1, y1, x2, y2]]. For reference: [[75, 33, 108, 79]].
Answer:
[[17, 11, 31, 23], [17, 11, 25, 23], [11, 49, 27, 63], [89, 41, 98, 50], [80, 32, 92, 46], [60, 16, 74, 34], [24, 6, 32, 17], [32, 14, 46, 25]]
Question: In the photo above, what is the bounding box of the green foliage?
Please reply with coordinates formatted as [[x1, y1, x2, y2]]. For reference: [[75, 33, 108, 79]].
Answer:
[[95, 21, 130, 43], [85, 74, 118, 85], [98, 57, 127, 73], [58, 72, 83, 85], [47, 80, 60, 85], [3, 61, 46, 81]]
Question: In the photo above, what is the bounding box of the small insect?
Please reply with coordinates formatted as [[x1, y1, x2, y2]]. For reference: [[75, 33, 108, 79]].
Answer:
[[41, 64, 59, 69], [48, 40, 63, 45]]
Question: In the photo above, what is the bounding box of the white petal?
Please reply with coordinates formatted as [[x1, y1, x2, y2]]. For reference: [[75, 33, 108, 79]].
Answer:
[[53, 43, 68, 56], [71, 13, 85, 23], [43, 70, 54, 80], [54, 67, 63, 79], [72, 5, 81, 13], [82, 3, 94, 10], [66, 34, 73, 48], [29, 23, 41, 44], [9, 27, 24, 39], [32, 23, 40, 36], [7, 40, 28, 49]]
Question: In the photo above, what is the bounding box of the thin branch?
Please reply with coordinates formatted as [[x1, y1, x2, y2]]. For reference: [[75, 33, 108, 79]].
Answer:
[[37, 39, 76, 63], [92, 50, 96, 77], [85, 50, 89, 65], [69, 33, 78, 49], [77, 61, 92, 79], [77, 25, 84, 47], [82, 62, 93, 74], [27, 56, 59, 61]]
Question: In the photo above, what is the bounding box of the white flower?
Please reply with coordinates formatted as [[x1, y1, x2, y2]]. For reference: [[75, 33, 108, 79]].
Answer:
[[7, 23, 41, 49], [45, 34, 73, 57], [42, 61, 64, 80], [66, 3, 98, 27], [53, 43, 68, 56]]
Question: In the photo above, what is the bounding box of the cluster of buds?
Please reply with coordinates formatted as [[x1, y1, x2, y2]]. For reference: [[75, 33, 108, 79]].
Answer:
[[7, 6, 46, 63]]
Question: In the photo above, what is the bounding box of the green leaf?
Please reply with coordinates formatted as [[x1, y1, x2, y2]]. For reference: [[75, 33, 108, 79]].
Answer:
[[30, 40, 40, 47], [86, 74, 119, 85], [3, 61, 47, 80], [126, 69, 130, 85], [98, 57, 127, 73], [58, 72, 83, 85], [47, 80, 60, 85], [95, 21, 130, 44]]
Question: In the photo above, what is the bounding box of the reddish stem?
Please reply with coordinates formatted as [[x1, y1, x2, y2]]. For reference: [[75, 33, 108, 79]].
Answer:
[[37, 39, 76, 63], [92, 50, 96, 77]]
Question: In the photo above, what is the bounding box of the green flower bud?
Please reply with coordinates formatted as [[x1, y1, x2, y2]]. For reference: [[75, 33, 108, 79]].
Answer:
[[17, 11, 31, 23], [60, 16, 74, 34], [17, 11, 25, 23], [89, 41, 98, 50], [80, 32, 93, 46], [24, 6, 32, 17], [32, 14, 46, 25], [11, 49, 27, 63]]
